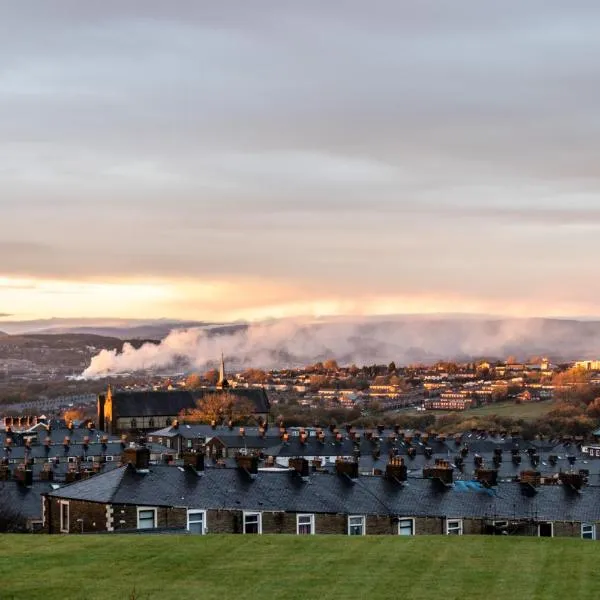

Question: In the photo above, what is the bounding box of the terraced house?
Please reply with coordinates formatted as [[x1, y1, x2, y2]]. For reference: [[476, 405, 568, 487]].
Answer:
[[42, 447, 600, 539]]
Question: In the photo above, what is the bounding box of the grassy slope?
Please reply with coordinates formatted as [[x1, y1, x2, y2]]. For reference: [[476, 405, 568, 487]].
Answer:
[[403, 399, 556, 421], [0, 536, 598, 600]]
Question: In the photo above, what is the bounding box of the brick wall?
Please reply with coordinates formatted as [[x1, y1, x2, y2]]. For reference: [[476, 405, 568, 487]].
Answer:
[[44, 496, 596, 538], [111, 504, 187, 531], [207, 509, 240, 533], [552, 521, 582, 538], [45, 498, 108, 534]]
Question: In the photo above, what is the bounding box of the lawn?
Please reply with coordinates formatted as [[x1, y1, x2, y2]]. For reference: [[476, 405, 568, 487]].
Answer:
[[402, 399, 556, 421], [456, 399, 555, 420], [0, 535, 598, 600]]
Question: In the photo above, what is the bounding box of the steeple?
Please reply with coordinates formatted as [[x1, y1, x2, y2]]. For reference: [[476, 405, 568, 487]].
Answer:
[[217, 352, 229, 389]]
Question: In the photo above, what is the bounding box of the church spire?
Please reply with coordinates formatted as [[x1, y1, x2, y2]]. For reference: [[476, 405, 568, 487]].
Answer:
[[217, 352, 229, 389]]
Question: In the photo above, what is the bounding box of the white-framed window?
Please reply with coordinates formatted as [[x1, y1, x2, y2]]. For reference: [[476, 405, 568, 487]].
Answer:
[[297, 514, 315, 535], [582, 523, 596, 540], [538, 522, 553, 538], [187, 440, 193, 449], [348, 515, 366, 536], [398, 518, 415, 536], [59, 501, 69, 533], [446, 519, 463, 535], [188, 509, 206, 535], [187, 510, 207, 534], [105, 456, 114, 462], [137, 507, 157, 530], [68, 456, 77, 464], [243, 511, 262, 534]]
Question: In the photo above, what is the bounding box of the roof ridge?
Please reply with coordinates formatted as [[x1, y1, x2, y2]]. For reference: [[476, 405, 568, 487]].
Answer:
[[108, 464, 131, 503]]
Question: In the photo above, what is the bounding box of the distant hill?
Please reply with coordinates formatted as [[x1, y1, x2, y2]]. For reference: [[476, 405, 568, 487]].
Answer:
[[0, 318, 211, 339]]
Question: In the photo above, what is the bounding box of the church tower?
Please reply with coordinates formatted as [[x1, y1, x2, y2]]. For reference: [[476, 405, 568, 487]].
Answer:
[[217, 352, 229, 389]]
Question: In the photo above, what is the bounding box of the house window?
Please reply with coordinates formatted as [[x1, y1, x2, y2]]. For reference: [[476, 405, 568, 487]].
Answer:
[[538, 522, 553, 538], [105, 456, 114, 462], [148, 418, 155, 428], [243, 512, 262, 534], [130, 419, 137, 428], [297, 514, 315, 535], [137, 507, 157, 530], [187, 510, 206, 534], [398, 518, 415, 536], [187, 440, 193, 449], [348, 515, 366, 536], [446, 519, 463, 535], [582, 523, 596, 540], [59, 501, 69, 533]]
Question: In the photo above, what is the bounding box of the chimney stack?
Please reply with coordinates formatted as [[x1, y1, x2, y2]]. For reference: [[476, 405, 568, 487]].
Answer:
[[559, 471, 584, 490], [385, 456, 407, 483], [122, 446, 151, 471], [475, 468, 498, 487], [236, 453, 259, 476], [183, 450, 205, 473], [423, 458, 453, 485], [335, 459, 359, 480], [14, 465, 33, 488], [289, 457, 310, 478]]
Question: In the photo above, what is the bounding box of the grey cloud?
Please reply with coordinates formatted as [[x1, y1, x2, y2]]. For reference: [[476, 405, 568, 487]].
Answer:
[[1, 1, 600, 311]]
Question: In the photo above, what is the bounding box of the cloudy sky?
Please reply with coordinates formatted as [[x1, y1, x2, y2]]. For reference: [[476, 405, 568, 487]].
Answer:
[[2, 1, 600, 322]]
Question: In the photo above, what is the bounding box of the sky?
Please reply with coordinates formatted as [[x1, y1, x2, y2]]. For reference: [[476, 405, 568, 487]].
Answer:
[[2, 1, 600, 322]]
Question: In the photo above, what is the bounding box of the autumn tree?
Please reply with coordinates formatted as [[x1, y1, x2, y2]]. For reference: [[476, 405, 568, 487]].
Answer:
[[62, 408, 85, 423], [242, 368, 268, 384], [323, 359, 339, 372], [587, 398, 600, 419], [180, 392, 254, 425], [185, 373, 203, 389], [203, 369, 219, 385]]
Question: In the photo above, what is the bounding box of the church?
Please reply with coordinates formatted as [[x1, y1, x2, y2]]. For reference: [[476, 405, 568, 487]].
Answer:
[[97, 356, 270, 435]]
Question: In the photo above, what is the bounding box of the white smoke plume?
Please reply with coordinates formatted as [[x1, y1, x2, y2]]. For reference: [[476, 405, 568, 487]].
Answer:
[[80, 316, 600, 379]]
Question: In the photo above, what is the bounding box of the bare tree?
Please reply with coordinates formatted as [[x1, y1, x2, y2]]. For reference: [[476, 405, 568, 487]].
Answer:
[[0, 487, 27, 532]]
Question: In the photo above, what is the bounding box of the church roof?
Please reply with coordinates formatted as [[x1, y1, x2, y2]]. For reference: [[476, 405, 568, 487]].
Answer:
[[109, 388, 270, 417]]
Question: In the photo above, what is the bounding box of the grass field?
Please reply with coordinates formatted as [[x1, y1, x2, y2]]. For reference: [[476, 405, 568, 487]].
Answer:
[[0, 535, 598, 600], [401, 399, 556, 421], [449, 399, 555, 420]]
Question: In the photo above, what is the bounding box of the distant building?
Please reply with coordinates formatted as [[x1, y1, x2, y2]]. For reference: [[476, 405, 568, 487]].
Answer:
[[97, 357, 270, 434], [575, 360, 600, 371]]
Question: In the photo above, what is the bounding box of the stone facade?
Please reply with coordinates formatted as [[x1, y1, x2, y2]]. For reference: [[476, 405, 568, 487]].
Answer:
[[43, 497, 599, 539]]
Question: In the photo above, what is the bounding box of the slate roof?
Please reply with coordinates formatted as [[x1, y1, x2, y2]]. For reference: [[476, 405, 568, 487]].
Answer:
[[111, 388, 270, 417], [0, 481, 53, 521], [46, 464, 600, 523], [0, 426, 118, 447], [148, 424, 281, 440]]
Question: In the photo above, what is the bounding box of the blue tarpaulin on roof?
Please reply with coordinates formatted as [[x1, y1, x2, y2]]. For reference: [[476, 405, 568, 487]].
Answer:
[[454, 480, 495, 496]]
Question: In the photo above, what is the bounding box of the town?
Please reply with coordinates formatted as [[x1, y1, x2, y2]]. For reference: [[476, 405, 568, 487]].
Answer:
[[2, 354, 600, 541]]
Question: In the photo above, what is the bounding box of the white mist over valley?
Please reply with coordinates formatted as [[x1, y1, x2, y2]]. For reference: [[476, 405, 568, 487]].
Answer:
[[80, 316, 600, 378]]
